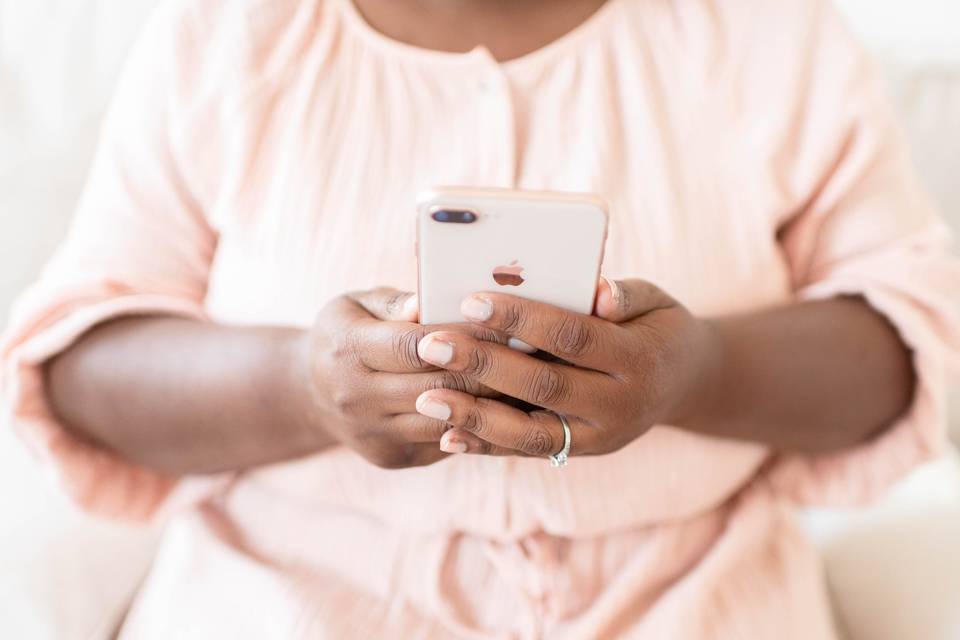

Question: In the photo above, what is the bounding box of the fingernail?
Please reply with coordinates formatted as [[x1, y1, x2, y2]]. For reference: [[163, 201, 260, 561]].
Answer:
[[416, 395, 451, 421], [440, 432, 468, 454], [461, 296, 493, 321], [508, 337, 536, 353], [418, 334, 454, 365], [403, 294, 419, 318], [601, 276, 620, 303]]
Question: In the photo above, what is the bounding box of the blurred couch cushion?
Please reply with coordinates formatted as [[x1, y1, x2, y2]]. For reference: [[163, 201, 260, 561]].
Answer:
[[0, 0, 163, 324], [883, 61, 960, 235], [880, 60, 960, 440], [0, 4, 164, 638], [800, 449, 960, 640]]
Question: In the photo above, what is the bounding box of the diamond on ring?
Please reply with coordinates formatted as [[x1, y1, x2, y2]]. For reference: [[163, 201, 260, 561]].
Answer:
[[548, 413, 571, 468]]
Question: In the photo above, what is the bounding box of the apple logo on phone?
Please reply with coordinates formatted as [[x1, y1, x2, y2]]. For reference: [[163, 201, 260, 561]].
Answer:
[[493, 260, 525, 286]]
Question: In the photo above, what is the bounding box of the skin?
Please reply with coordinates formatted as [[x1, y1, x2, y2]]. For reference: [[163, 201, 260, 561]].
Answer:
[[415, 279, 914, 457], [44, 0, 916, 473], [47, 289, 508, 475], [352, 0, 611, 62], [46, 279, 914, 473]]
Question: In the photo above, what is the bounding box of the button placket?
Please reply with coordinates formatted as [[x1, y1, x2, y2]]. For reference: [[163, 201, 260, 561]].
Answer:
[[465, 53, 519, 538], [472, 59, 517, 187]]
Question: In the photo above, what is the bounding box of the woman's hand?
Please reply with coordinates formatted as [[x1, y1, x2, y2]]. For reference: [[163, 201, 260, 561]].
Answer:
[[46, 280, 910, 477], [303, 287, 508, 468], [411, 279, 720, 457], [46, 286, 508, 476]]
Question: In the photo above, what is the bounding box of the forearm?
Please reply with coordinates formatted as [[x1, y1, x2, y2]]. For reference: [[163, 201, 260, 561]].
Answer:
[[44, 316, 329, 475], [682, 297, 916, 453]]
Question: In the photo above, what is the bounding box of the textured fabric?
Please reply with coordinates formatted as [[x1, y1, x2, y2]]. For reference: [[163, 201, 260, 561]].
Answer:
[[1, 0, 959, 637]]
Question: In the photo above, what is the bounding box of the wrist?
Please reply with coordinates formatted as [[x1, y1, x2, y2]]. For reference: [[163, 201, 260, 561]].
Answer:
[[666, 316, 725, 430], [280, 327, 336, 452]]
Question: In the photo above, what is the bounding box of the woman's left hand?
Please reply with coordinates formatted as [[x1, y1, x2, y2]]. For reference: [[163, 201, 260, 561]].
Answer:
[[413, 278, 720, 458]]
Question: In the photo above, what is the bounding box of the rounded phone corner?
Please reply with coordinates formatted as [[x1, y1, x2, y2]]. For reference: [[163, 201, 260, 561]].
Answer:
[[586, 196, 610, 222]]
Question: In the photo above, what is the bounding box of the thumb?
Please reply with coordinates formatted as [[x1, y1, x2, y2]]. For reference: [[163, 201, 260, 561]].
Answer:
[[347, 287, 418, 322], [595, 277, 677, 323]]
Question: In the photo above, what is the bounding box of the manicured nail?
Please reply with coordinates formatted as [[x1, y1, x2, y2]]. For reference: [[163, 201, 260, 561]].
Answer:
[[440, 432, 468, 454], [461, 296, 494, 321], [416, 395, 451, 421], [418, 334, 454, 365], [508, 337, 536, 353], [403, 294, 419, 318], [601, 276, 620, 303]]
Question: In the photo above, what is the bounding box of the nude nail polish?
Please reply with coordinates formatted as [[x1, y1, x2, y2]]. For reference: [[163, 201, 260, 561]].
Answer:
[[508, 337, 536, 353], [440, 434, 468, 454], [416, 396, 451, 421], [461, 296, 493, 321], [418, 334, 454, 365], [601, 276, 620, 303], [403, 294, 419, 319]]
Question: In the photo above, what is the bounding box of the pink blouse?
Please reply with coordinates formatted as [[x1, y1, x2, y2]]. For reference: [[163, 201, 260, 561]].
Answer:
[[3, 0, 959, 637]]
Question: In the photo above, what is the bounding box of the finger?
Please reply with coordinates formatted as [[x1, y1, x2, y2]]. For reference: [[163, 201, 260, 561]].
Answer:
[[458, 292, 621, 370], [416, 390, 551, 454], [321, 289, 418, 331], [358, 321, 509, 373], [374, 370, 500, 413], [594, 278, 678, 323], [439, 428, 519, 456], [416, 330, 609, 414], [386, 413, 518, 456], [416, 389, 599, 457], [364, 440, 449, 469], [346, 287, 419, 322], [386, 413, 451, 443], [408, 445, 449, 467]]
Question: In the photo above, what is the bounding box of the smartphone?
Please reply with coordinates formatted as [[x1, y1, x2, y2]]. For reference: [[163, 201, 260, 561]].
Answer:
[[416, 187, 608, 325]]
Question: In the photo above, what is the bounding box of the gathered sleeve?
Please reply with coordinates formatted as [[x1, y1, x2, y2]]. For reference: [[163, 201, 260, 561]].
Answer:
[[0, 2, 233, 521], [764, 1, 960, 506]]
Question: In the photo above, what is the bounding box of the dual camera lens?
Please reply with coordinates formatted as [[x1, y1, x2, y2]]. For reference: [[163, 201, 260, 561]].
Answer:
[[431, 209, 477, 224]]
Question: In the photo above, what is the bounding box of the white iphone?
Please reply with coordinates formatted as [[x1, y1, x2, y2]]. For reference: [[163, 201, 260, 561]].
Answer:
[[416, 187, 608, 325]]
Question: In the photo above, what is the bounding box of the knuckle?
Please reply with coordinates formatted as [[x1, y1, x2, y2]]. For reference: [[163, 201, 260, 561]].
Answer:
[[547, 316, 595, 359], [366, 445, 414, 470], [498, 303, 527, 335], [333, 328, 361, 361], [331, 387, 362, 414], [431, 371, 472, 393], [469, 326, 504, 345], [392, 327, 426, 369], [523, 365, 568, 407], [518, 424, 557, 457], [464, 345, 495, 378], [461, 407, 488, 435]]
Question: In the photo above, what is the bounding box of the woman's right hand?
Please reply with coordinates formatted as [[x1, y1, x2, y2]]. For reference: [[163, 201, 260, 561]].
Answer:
[[302, 287, 505, 469]]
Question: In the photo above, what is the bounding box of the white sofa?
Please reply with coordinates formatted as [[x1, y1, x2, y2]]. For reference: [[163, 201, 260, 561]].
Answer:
[[1, 2, 958, 638]]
